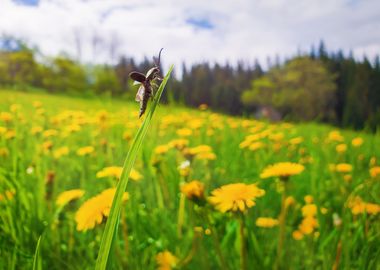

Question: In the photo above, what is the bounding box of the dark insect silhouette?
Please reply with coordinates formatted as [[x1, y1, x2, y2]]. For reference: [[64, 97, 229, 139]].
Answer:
[[129, 48, 163, 118]]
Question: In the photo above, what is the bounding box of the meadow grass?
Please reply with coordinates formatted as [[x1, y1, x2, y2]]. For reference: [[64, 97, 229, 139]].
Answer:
[[0, 88, 379, 269]]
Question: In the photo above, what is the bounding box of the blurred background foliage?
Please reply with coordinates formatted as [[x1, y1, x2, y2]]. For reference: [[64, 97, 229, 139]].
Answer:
[[1, 36, 380, 131]]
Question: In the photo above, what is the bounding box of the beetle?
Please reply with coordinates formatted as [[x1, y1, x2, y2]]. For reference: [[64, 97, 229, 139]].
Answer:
[[129, 48, 163, 118]]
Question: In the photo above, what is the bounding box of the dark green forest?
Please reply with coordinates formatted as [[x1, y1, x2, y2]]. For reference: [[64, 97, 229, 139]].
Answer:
[[1, 37, 379, 131]]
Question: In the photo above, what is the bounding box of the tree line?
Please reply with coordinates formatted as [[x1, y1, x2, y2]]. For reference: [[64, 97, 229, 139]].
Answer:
[[0, 37, 379, 131]]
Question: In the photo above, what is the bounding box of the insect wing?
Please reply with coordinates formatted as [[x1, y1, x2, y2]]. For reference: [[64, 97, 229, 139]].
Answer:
[[145, 67, 159, 81], [129, 71, 146, 83], [135, 85, 145, 102]]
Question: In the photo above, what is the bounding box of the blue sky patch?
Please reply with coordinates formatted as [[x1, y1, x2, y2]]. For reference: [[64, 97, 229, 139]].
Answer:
[[186, 17, 214, 30], [13, 0, 39, 7]]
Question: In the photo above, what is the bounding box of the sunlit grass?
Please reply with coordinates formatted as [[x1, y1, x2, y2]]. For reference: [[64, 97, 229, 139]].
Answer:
[[0, 84, 379, 269]]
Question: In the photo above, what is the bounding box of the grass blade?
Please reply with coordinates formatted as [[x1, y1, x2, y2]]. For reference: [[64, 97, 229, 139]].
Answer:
[[95, 65, 173, 270], [32, 235, 42, 270]]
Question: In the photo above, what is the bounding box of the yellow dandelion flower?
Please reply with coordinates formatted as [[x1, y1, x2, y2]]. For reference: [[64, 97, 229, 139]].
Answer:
[[31, 126, 43, 135], [292, 230, 304, 240], [289, 137, 304, 145], [168, 139, 189, 149], [335, 163, 352, 173], [256, 217, 279, 228], [209, 183, 265, 213], [42, 141, 53, 151], [156, 251, 178, 270], [327, 130, 344, 142], [0, 190, 15, 202], [0, 126, 6, 135], [304, 195, 313, 204], [269, 132, 284, 141], [176, 128, 192, 137], [321, 207, 328, 214], [370, 166, 380, 178], [75, 188, 129, 231], [53, 146, 69, 159], [299, 216, 318, 235], [33, 101, 42, 108], [285, 196, 296, 208], [351, 137, 363, 147], [186, 145, 212, 155], [77, 146, 94, 156], [260, 162, 304, 179], [43, 129, 58, 138], [180, 180, 205, 201], [56, 189, 85, 207], [336, 144, 347, 153], [96, 166, 142, 181], [365, 203, 380, 215], [343, 174, 352, 182], [0, 112, 12, 122], [348, 196, 380, 215], [5, 130, 16, 140], [302, 204, 317, 217], [249, 142, 265, 151], [0, 147, 9, 157], [154, 144, 171, 155], [239, 140, 252, 149], [195, 151, 216, 161]]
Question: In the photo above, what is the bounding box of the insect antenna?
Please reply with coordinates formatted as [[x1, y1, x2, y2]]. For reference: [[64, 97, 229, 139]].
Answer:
[[154, 48, 164, 67]]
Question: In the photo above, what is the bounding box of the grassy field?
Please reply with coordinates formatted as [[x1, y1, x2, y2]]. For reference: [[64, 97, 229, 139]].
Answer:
[[0, 89, 379, 270]]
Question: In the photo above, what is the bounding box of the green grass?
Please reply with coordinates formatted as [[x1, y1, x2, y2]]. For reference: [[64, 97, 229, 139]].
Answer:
[[0, 87, 379, 270]]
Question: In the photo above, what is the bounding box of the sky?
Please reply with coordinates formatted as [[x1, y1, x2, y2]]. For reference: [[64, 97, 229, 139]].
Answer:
[[0, 0, 379, 71]]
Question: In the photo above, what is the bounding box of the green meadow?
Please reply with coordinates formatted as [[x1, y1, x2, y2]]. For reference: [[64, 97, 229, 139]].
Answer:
[[0, 89, 379, 270]]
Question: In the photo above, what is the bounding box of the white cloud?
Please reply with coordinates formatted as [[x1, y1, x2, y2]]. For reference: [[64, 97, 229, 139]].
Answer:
[[0, 0, 379, 72]]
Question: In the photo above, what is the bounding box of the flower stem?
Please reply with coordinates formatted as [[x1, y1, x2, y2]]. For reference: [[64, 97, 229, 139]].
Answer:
[[239, 214, 248, 270], [275, 179, 288, 270]]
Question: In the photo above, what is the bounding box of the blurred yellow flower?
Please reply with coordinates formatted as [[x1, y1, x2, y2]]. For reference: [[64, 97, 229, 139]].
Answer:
[[56, 189, 85, 207], [302, 204, 317, 217], [348, 196, 380, 215], [180, 180, 205, 201], [176, 128, 192, 137], [76, 146, 94, 156], [0, 147, 9, 157], [75, 188, 129, 231], [292, 230, 304, 240], [31, 126, 43, 135], [336, 144, 347, 153], [5, 130, 16, 140], [351, 137, 363, 147], [335, 163, 352, 173], [156, 251, 178, 270], [249, 142, 265, 151], [0, 126, 6, 135], [168, 139, 188, 149], [260, 162, 304, 179], [53, 146, 69, 159], [96, 166, 142, 181], [0, 190, 15, 202], [209, 183, 265, 213], [154, 144, 171, 155], [299, 217, 318, 234], [369, 166, 380, 178], [195, 151, 216, 161], [256, 217, 279, 228], [327, 130, 344, 142], [0, 112, 12, 122], [43, 129, 58, 138], [289, 137, 304, 145], [186, 145, 212, 155], [304, 195, 313, 204]]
